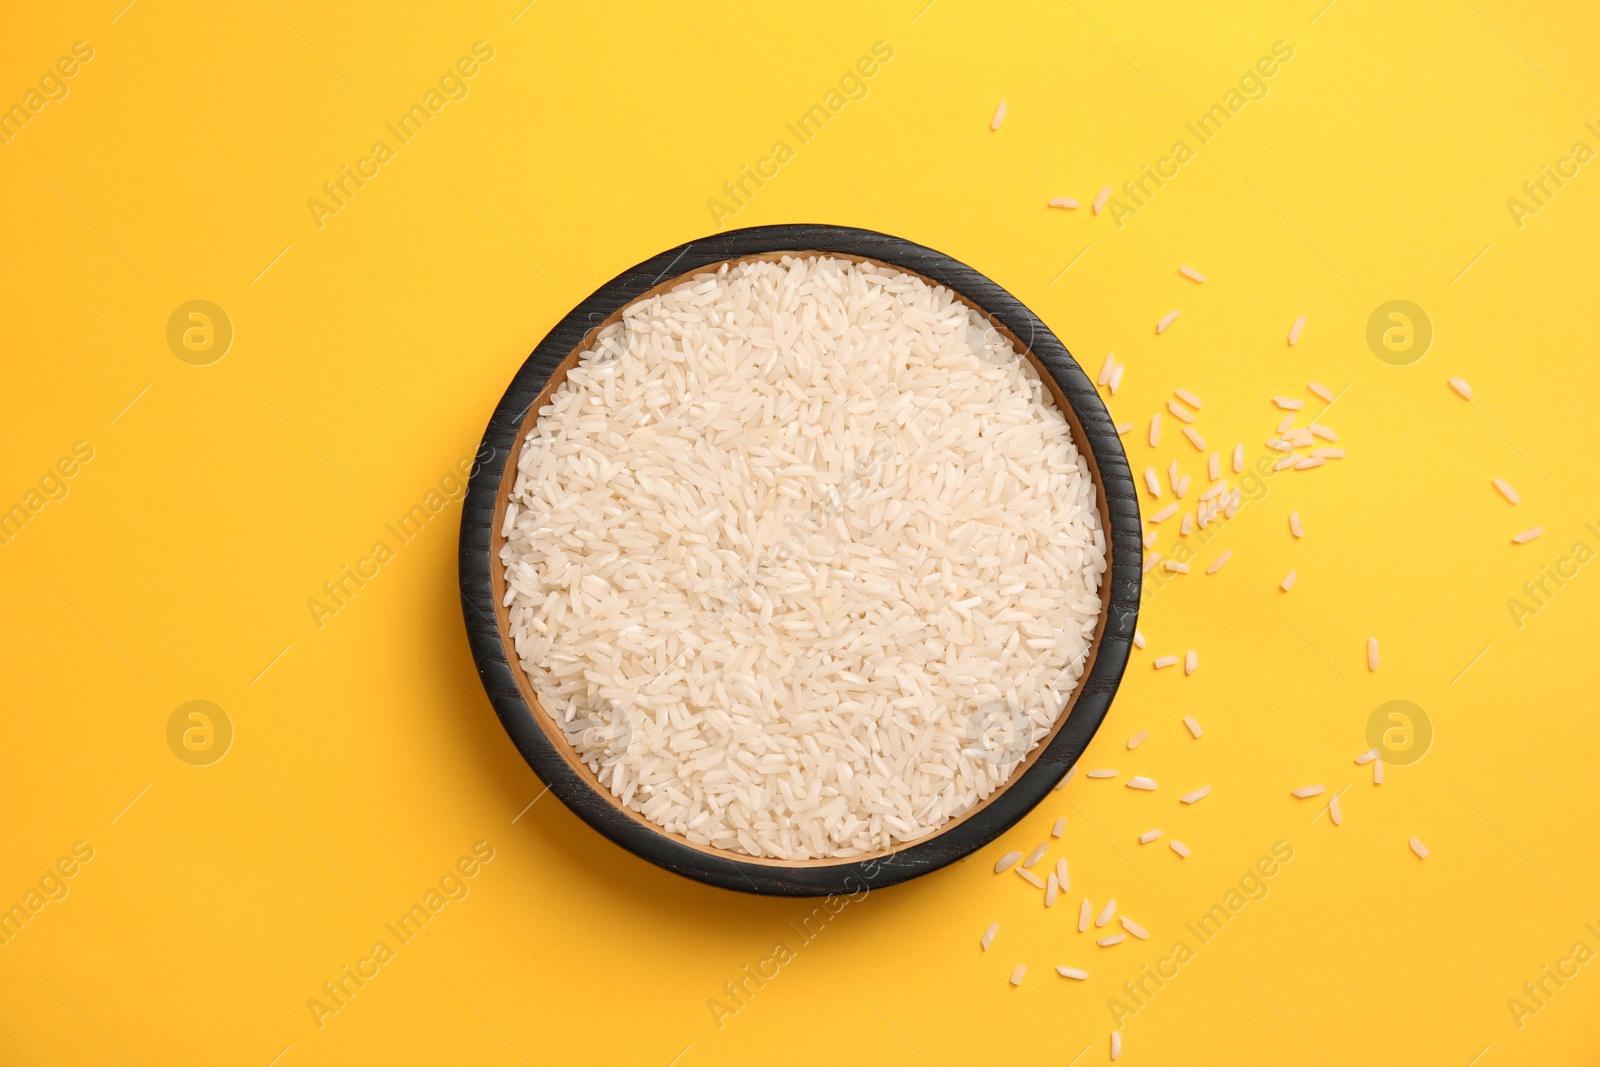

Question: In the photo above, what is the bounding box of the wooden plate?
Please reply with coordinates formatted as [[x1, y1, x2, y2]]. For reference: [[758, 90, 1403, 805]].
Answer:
[[459, 224, 1141, 895]]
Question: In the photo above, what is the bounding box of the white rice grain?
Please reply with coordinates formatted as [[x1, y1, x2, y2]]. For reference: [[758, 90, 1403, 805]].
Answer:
[[1183, 716, 1203, 738], [1046, 871, 1060, 906], [1139, 829, 1162, 843], [1096, 899, 1117, 926], [1049, 196, 1080, 209], [1018, 867, 1046, 888], [1184, 650, 1198, 675], [982, 921, 999, 950], [1410, 836, 1429, 859], [1449, 377, 1472, 400], [502, 255, 1107, 859], [1289, 511, 1303, 538], [991, 100, 1007, 130], [1355, 749, 1377, 764], [1094, 185, 1112, 213], [1079, 898, 1092, 931], [1288, 315, 1307, 345], [1292, 784, 1326, 798], [1057, 966, 1089, 979], [1120, 916, 1150, 939], [1329, 793, 1342, 826], [1127, 776, 1158, 790], [1368, 637, 1380, 670], [1181, 785, 1210, 804], [1206, 550, 1232, 574], [1280, 569, 1297, 592], [1170, 840, 1190, 857], [1053, 816, 1067, 837], [1157, 310, 1180, 334], [1179, 265, 1206, 283], [1153, 656, 1178, 669], [1513, 527, 1543, 544], [1024, 842, 1049, 868], [1150, 414, 1162, 447], [1493, 478, 1520, 504], [996, 851, 1023, 873], [1097, 933, 1126, 947], [1011, 963, 1026, 985], [1308, 381, 1334, 402], [1127, 729, 1149, 750]]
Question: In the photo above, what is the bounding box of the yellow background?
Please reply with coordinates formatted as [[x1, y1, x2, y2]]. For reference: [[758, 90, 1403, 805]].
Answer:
[[2, 1, 1597, 1063]]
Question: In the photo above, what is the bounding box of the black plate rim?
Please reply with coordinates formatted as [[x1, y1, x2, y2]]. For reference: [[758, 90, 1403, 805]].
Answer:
[[459, 223, 1142, 896]]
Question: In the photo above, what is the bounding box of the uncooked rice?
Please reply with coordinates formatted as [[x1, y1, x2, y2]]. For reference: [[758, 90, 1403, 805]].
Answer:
[[500, 255, 1107, 860]]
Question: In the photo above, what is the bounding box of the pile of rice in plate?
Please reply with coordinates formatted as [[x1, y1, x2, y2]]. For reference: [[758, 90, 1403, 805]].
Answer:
[[500, 254, 1105, 859]]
